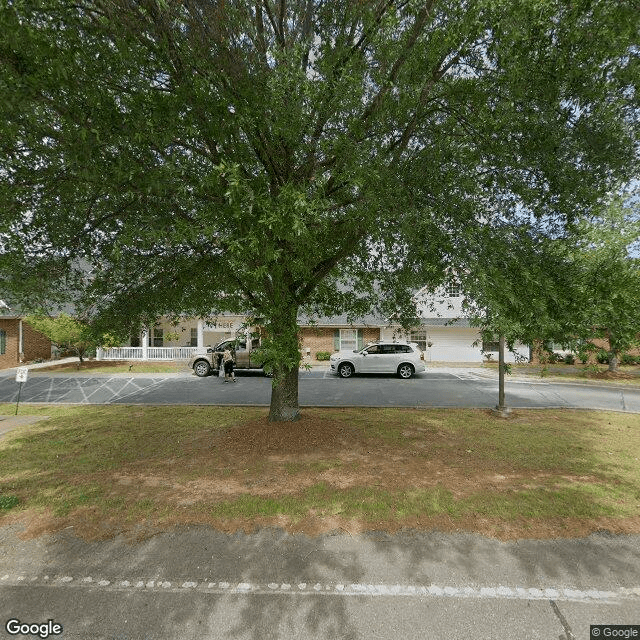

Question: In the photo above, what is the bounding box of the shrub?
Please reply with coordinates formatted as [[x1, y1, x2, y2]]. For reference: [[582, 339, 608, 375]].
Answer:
[[577, 351, 589, 364], [0, 495, 19, 511], [596, 350, 610, 364], [622, 354, 640, 365], [583, 363, 600, 375], [563, 354, 575, 365], [316, 351, 331, 361]]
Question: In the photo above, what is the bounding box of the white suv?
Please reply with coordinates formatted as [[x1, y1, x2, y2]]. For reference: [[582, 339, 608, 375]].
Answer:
[[330, 341, 425, 379]]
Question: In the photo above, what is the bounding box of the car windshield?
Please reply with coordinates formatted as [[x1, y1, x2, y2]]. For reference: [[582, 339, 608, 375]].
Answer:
[[216, 340, 245, 350]]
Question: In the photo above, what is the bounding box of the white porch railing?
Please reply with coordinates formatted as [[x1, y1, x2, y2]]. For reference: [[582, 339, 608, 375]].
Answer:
[[98, 347, 200, 361]]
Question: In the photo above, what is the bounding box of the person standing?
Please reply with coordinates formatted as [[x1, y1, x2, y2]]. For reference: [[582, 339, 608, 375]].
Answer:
[[222, 347, 236, 382]]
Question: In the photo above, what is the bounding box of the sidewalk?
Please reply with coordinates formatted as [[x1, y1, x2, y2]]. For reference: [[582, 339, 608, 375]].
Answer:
[[0, 357, 80, 377], [1, 525, 639, 639], [0, 414, 50, 438]]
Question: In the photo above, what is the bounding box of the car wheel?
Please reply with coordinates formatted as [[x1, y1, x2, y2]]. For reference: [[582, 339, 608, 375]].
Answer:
[[397, 363, 414, 379], [338, 363, 354, 378], [193, 360, 211, 377]]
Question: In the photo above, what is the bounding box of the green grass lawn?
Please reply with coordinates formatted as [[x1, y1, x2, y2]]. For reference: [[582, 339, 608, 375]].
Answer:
[[483, 362, 640, 385], [0, 404, 638, 540], [34, 360, 191, 374]]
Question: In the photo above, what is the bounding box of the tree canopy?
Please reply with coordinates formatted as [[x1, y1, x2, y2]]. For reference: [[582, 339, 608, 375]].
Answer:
[[571, 192, 640, 369], [24, 312, 110, 362], [1, 0, 638, 419], [458, 222, 585, 350], [459, 190, 640, 371]]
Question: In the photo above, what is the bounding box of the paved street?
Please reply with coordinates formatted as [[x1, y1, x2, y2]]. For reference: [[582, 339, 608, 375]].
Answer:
[[1, 368, 639, 412], [1, 525, 639, 639], [2, 366, 639, 638]]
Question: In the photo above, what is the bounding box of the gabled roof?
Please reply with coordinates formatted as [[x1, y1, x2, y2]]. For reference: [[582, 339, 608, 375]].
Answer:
[[297, 311, 471, 328], [297, 311, 386, 327], [420, 317, 471, 327], [0, 299, 22, 319]]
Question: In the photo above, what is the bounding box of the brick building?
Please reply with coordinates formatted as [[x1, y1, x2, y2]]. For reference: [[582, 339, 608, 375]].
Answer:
[[298, 314, 383, 360], [0, 302, 52, 369], [105, 283, 529, 364]]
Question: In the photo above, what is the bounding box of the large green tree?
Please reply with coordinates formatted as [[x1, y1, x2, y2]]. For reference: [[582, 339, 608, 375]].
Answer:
[[459, 224, 585, 352], [24, 312, 103, 362], [571, 193, 640, 371], [459, 191, 640, 377], [1, 0, 638, 420], [456, 222, 587, 411]]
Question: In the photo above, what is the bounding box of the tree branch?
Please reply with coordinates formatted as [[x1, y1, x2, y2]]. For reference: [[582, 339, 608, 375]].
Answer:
[[390, 50, 464, 162], [359, 1, 435, 128]]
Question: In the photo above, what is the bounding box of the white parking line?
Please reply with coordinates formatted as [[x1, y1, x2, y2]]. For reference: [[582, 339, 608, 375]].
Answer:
[[89, 377, 143, 403], [108, 378, 167, 403], [45, 378, 55, 403], [81, 376, 120, 402], [76, 380, 90, 404], [1, 573, 638, 603]]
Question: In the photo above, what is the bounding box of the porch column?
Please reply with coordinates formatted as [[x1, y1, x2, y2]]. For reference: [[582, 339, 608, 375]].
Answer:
[[141, 327, 149, 360], [18, 319, 23, 362], [197, 320, 204, 348]]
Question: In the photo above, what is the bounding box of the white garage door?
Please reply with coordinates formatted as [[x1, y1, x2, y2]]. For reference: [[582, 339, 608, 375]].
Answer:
[[427, 328, 481, 362]]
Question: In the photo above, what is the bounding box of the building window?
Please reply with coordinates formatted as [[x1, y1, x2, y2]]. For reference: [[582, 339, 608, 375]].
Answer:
[[152, 327, 163, 347], [445, 280, 461, 297], [482, 338, 500, 353], [340, 329, 358, 351], [190, 328, 198, 347], [0, 329, 5, 355], [334, 329, 364, 351], [409, 330, 428, 351]]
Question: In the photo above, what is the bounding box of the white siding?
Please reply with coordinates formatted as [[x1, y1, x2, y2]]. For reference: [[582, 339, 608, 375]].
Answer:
[[483, 342, 530, 363], [414, 286, 467, 318]]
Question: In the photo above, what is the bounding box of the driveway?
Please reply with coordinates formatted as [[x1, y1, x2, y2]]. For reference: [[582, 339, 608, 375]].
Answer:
[[0, 369, 639, 413]]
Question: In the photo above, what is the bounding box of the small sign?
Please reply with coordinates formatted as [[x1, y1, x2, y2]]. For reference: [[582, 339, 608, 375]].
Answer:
[[15, 367, 29, 383]]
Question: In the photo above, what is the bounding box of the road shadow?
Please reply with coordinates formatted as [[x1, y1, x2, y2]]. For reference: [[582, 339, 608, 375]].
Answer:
[[0, 525, 363, 639]]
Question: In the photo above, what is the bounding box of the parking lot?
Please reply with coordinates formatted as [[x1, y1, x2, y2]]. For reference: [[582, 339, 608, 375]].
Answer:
[[1, 368, 638, 412]]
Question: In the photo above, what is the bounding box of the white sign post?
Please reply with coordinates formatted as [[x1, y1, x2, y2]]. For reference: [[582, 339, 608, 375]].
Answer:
[[15, 367, 29, 415]]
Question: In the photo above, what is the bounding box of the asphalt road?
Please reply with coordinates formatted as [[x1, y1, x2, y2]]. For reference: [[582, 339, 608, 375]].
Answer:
[[1, 525, 639, 639], [1, 369, 639, 638], [1, 369, 639, 412]]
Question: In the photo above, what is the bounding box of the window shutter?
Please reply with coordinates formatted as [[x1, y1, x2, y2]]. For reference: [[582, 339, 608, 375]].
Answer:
[[333, 330, 340, 351], [357, 330, 364, 350], [0, 329, 5, 355]]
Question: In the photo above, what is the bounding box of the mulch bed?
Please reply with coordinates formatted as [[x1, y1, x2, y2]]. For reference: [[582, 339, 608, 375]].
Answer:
[[217, 415, 367, 455]]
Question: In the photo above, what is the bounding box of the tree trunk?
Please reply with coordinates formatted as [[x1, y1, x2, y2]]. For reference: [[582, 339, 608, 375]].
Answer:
[[498, 334, 505, 409], [269, 364, 300, 422], [607, 331, 619, 372], [493, 334, 511, 417], [266, 305, 302, 422]]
